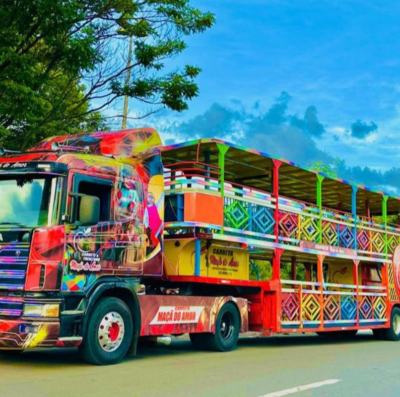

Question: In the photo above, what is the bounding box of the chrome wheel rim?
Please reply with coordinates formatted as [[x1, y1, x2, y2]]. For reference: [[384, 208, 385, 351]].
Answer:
[[98, 312, 125, 352], [220, 312, 234, 341], [393, 313, 400, 335]]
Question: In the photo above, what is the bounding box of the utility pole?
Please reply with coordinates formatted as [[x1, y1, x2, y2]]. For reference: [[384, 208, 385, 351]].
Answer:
[[122, 35, 133, 130]]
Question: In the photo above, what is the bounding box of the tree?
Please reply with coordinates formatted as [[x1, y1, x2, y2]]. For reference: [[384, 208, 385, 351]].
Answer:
[[309, 158, 342, 179], [0, 0, 215, 149]]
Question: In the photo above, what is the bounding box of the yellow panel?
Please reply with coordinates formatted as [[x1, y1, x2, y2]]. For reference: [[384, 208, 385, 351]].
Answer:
[[327, 262, 360, 286], [207, 244, 249, 280], [163, 240, 249, 280]]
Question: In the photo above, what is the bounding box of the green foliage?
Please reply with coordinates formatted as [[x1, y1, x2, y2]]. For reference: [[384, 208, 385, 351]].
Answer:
[[249, 260, 306, 281], [309, 158, 343, 179], [0, 0, 215, 149], [250, 260, 273, 281]]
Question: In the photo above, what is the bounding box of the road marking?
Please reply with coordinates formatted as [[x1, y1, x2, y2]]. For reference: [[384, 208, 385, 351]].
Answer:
[[259, 379, 341, 397]]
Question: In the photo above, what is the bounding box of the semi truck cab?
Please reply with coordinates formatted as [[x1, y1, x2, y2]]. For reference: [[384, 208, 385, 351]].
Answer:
[[0, 128, 165, 358]]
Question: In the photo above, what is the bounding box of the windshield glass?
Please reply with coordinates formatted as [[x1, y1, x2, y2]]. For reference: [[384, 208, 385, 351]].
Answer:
[[0, 175, 62, 227]]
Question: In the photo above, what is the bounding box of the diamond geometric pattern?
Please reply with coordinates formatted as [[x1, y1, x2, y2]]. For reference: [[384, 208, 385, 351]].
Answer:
[[371, 231, 385, 253], [322, 221, 338, 246], [253, 206, 275, 235], [224, 199, 250, 230], [359, 296, 373, 320], [339, 226, 355, 249], [357, 229, 370, 251], [387, 262, 400, 302], [340, 295, 357, 320], [222, 191, 394, 258], [302, 293, 321, 321], [373, 296, 387, 319], [279, 212, 299, 239], [282, 293, 300, 322], [300, 216, 319, 243], [323, 295, 340, 321], [387, 234, 398, 255]]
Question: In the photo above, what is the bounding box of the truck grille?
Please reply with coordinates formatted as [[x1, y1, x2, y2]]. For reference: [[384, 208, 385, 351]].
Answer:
[[0, 243, 29, 291], [0, 296, 23, 317]]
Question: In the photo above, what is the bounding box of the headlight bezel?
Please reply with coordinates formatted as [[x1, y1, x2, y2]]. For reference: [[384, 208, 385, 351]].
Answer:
[[23, 303, 59, 318]]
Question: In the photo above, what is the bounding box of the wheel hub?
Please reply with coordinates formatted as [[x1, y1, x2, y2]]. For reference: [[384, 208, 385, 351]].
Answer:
[[98, 312, 125, 352], [220, 312, 234, 340]]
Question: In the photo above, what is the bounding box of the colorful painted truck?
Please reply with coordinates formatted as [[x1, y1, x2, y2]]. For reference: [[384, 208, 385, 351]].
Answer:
[[0, 128, 400, 365]]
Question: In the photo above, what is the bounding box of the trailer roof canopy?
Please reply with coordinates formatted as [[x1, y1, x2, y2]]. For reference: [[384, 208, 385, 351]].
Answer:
[[162, 139, 400, 216]]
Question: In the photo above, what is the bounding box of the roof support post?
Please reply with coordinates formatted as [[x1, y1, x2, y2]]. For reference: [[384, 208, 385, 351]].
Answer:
[[365, 199, 370, 219], [217, 143, 229, 197], [204, 150, 211, 191], [317, 175, 324, 244], [317, 254, 325, 330], [353, 259, 360, 327], [272, 160, 282, 243], [383, 195, 388, 258], [217, 143, 229, 234], [194, 237, 201, 276], [273, 248, 284, 332], [352, 186, 358, 250]]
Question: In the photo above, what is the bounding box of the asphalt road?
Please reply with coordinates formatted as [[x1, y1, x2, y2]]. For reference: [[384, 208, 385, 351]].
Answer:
[[1, 332, 400, 397]]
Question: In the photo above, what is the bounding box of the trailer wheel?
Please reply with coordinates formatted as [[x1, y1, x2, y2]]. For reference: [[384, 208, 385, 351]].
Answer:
[[190, 302, 240, 352], [381, 307, 400, 341], [79, 297, 133, 365]]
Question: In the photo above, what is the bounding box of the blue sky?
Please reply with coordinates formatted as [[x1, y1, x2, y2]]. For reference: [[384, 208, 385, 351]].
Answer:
[[120, 0, 400, 191]]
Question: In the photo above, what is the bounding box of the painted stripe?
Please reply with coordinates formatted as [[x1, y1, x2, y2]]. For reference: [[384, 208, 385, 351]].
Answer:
[[258, 379, 341, 397]]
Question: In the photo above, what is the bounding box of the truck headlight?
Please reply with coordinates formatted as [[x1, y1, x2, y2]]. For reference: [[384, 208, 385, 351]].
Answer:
[[23, 304, 59, 318]]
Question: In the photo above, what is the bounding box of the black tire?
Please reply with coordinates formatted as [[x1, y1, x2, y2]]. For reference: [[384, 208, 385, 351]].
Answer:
[[78, 297, 133, 365], [190, 302, 240, 352], [381, 307, 400, 341], [372, 329, 385, 340]]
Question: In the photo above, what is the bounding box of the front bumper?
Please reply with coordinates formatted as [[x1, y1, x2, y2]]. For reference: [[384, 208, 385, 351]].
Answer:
[[0, 318, 60, 349]]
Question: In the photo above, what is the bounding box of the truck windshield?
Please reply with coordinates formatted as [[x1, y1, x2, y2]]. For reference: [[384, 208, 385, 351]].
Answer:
[[0, 175, 62, 227]]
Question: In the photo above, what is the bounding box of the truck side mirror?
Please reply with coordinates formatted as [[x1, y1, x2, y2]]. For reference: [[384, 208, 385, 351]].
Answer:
[[79, 195, 100, 226]]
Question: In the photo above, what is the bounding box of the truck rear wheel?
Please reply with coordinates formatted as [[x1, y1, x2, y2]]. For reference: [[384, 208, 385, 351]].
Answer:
[[79, 297, 133, 365], [190, 302, 240, 352], [381, 307, 400, 341]]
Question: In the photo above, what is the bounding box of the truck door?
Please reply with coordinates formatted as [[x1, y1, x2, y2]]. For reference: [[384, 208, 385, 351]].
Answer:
[[114, 165, 145, 275], [62, 172, 114, 291]]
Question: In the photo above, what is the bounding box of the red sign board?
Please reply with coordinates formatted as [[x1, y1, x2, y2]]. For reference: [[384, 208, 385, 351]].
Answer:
[[300, 241, 356, 257]]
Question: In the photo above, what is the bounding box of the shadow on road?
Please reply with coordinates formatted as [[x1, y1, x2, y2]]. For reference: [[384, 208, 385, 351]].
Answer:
[[0, 332, 382, 367]]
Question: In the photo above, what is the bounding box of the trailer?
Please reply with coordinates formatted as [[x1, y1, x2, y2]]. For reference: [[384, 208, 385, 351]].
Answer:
[[0, 128, 399, 365]]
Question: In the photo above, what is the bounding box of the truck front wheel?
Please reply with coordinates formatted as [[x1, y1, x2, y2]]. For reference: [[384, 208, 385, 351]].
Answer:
[[79, 297, 133, 365], [190, 302, 240, 352]]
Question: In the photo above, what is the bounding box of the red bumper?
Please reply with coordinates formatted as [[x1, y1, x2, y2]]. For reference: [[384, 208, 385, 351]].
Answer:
[[0, 319, 60, 349]]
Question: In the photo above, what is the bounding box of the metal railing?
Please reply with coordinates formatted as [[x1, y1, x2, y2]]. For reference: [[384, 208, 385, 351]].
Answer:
[[163, 165, 400, 258], [281, 280, 387, 329]]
